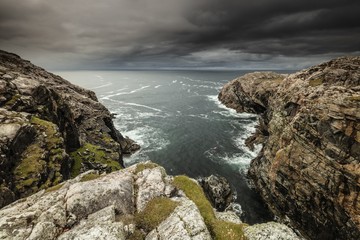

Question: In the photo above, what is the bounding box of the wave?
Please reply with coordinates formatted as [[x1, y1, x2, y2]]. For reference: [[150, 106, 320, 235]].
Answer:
[[102, 98, 163, 112], [96, 75, 104, 81], [207, 95, 256, 119], [101, 86, 150, 98], [205, 95, 261, 172], [154, 85, 162, 88], [90, 82, 113, 90], [115, 124, 170, 166]]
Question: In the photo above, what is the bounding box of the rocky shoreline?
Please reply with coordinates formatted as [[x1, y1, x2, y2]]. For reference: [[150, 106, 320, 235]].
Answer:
[[219, 57, 360, 239], [1, 50, 358, 239]]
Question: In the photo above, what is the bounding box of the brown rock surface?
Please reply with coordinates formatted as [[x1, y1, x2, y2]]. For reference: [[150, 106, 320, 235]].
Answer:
[[0, 50, 139, 208], [219, 57, 360, 239]]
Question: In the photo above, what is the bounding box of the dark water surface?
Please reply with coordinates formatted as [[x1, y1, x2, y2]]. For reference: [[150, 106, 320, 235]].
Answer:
[[56, 70, 285, 224]]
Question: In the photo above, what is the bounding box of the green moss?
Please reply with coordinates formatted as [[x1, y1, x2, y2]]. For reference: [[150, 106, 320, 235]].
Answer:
[[4, 94, 21, 107], [173, 175, 246, 240], [14, 143, 47, 193], [31, 116, 62, 149], [135, 197, 178, 233], [45, 183, 64, 193], [80, 173, 101, 182], [309, 78, 323, 87], [134, 162, 159, 174], [102, 132, 114, 144], [70, 143, 121, 178], [70, 156, 83, 178]]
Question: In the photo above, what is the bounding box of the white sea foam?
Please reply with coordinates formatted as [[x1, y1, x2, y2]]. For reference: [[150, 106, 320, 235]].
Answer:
[[207, 95, 256, 118], [90, 82, 112, 90], [154, 85, 162, 88], [206, 94, 262, 172], [102, 98, 163, 112], [101, 86, 150, 99], [96, 75, 104, 81]]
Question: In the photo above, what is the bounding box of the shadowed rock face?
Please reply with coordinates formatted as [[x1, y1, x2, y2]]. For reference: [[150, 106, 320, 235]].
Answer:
[[219, 57, 360, 240], [0, 50, 139, 208]]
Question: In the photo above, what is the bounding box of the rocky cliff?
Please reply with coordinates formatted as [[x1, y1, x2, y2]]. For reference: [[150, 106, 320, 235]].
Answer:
[[219, 57, 360, 239], [0, 50, 139, 208], [0, 161, 301, 240]]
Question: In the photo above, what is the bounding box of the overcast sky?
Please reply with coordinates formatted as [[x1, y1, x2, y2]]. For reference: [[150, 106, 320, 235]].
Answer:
[[0, 0, 359, 70]]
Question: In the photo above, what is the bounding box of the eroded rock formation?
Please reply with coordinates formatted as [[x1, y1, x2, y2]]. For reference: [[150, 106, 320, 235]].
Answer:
[[0, 161, 299, 240], [0, 50, 139, 208], [219, 57, 360, 239]]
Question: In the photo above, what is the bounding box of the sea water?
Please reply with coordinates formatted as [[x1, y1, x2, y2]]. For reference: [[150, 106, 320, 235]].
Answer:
[[56, 70, 283, 223]]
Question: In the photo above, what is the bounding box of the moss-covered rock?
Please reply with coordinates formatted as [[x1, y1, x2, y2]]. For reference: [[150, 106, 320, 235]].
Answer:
[[173, 175, 246, 240], [0, 50, 139, 208]]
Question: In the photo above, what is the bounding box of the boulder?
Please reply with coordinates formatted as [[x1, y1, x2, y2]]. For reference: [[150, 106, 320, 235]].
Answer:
[[244, 222, 302, 240], [198, 174, 234, 211]]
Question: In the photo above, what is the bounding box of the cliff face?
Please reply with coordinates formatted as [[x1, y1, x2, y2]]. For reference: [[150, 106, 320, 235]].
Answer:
[[0, 50, 139, 208], [219, 57, 360, 239]]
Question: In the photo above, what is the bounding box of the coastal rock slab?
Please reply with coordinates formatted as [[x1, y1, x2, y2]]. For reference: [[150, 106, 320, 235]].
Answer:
[[146, 197, 211, 240], [244, 222, 302, 240]]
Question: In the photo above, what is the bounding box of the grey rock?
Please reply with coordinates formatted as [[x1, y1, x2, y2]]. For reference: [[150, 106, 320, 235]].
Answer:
[[244, 222, 302, 240], [198, 174, 234, 211], [146, 197, 211, 240]]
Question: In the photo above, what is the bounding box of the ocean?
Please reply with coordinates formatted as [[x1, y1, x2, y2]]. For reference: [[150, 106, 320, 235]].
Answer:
[[56, 70, 281, 224]]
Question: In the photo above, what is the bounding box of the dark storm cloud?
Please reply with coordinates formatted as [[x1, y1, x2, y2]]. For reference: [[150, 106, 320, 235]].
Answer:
[[0, 0, 359, 69]]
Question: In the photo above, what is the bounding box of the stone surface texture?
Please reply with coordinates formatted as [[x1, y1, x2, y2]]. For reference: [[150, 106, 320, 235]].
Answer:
[[0, 163, 207, 240], [198, 174, 234, 211], [219, 57, 360, 239]]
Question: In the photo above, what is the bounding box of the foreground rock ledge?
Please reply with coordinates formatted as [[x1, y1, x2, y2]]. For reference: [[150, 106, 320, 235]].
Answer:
[[0, 162, 300, 240], [219, 57, 360, 240], [0, 50, 139, 208]]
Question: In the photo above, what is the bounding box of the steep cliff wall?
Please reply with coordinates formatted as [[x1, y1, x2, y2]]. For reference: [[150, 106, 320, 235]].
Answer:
[[0, 50, 139, 208], [219, 57, 360, 239]]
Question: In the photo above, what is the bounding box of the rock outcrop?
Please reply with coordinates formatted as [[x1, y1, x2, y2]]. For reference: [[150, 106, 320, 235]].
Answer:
[[219, 57, 360, 239], [198, 174, 234, 211], [0, 50, 139, 208], [0, 161, 300, 240]]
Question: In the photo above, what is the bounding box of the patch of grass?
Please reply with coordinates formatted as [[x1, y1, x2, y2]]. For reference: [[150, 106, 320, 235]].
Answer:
[[45, 183, 64, 193], [309, 78, 323, 87], [69, 142, 122, 178], [31, 116, 62, 149], [80, 173, 101, 182], [4, 94, 21, 107], [173, 175, 246, 240], [134, 162, 159, 174], [102, 132, 114, 144], [14, 143, 46, 193], [135, 197, 178, 233]]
